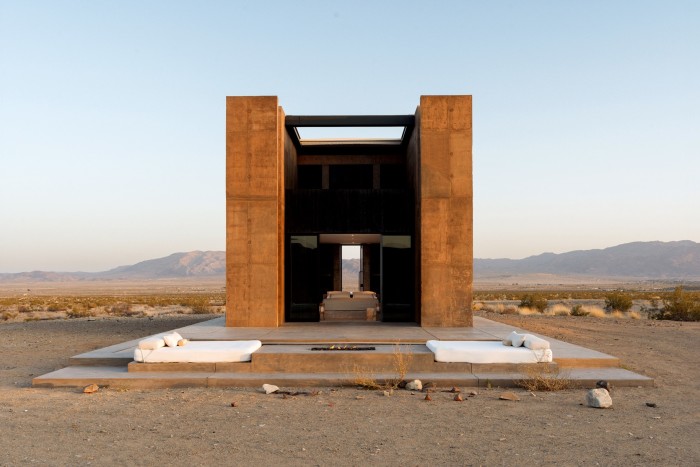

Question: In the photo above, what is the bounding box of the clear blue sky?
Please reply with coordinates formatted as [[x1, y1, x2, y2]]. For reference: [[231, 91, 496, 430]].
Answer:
[[1, 1, 698, 272]]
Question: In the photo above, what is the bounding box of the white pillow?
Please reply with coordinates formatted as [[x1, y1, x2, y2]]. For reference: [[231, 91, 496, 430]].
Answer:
[[138, 337, 165, 350], [163, 332, 183, 347], [507, 331, 526, 347], [523, 334, 550, 350]]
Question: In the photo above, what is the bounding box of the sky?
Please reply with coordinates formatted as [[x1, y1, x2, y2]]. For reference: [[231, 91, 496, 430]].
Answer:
[[1, 1, 698, 272]]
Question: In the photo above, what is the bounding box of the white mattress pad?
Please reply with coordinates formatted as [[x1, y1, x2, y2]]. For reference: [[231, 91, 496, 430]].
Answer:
[[134, 340, 262, 363], [426, 340, 553, 363]]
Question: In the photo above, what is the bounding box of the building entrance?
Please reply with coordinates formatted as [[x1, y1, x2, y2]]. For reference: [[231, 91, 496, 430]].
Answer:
[[285, 234, 415, 322]]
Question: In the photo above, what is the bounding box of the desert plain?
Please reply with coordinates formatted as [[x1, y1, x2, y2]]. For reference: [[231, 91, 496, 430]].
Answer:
[[1, 280, 698, 466]]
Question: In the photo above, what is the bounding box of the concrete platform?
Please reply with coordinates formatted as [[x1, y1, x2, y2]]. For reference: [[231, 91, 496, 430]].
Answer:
[[34, 317, 653, 389]]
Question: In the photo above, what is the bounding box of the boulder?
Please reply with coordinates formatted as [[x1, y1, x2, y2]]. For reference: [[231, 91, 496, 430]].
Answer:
[[586, 388, 612, 408], [262, 384, 279, 394]]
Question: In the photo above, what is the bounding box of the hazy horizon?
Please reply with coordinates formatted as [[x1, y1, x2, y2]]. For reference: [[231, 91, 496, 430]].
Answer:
[[1, 1, 698, 273]]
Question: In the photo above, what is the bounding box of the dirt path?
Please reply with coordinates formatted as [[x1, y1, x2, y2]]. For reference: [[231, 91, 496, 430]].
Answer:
[[1, 314, 698, 465]]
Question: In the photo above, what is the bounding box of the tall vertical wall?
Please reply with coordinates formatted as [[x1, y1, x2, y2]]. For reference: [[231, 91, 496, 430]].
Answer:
[[226, 96, 284, 327], [418, 95, 473, 327]]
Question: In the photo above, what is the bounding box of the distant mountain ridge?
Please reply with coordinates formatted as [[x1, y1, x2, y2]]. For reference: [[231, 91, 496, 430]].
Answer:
[[475, 240, 700, 279], [1, 241, 699, 281]]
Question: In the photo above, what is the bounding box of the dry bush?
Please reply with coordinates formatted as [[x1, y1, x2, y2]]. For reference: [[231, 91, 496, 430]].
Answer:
[[501, 305, 519, 315], [351, 365, 381, 390], [519, 293, 548, 312], [582, 306, 607, 318], [610, 310, 625, 319], [518, 307, 539, 316], [516, 366, 577, 391], [2, 310, 19, 321], [545, 304, 571, 316], [386, 343, 414, 389], [627, 311, 641, 320], [106, 302, 139, 317], [472, 302, 484, 311], [66, 307, 96, 319], [570, 304, 588, 316], [17, 305, 32, 313]]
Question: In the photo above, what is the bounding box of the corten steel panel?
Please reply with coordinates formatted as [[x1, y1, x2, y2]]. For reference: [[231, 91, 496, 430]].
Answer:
[[419, 95, 473, 327], [226, 96, 283, 327]]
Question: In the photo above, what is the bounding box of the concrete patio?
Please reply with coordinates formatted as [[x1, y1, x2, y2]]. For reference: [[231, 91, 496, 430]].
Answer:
[[33, 317, 653, 389]]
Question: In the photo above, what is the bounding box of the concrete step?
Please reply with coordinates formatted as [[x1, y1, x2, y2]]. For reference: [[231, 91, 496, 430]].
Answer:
[[33, 366, 653, 390]]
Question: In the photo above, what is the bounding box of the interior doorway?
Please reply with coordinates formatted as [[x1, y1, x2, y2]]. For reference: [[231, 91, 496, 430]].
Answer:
[[341, 245, 361, 292]]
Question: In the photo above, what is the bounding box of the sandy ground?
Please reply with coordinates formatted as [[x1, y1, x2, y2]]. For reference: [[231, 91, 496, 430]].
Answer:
[[1, 313, 699, 466]]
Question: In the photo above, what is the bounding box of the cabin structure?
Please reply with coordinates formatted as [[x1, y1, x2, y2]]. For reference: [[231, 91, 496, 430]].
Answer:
[[226, 95, 473, 328]]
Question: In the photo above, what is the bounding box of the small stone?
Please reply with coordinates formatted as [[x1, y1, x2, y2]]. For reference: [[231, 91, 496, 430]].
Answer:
[[468, 390, 478, 397], [262, 384, 279, 394], [397, 380, 408, 389], [83, 384, 99, 394], [449, 387, 461, 393], [586, 388, 612, 408], [405, 380, 422, 391], [383, 389, 393, 397], [230, 401, 238, 407], [423, 381, 437, 391], [424, 393, 432, 401], [499, 392, 520, 401], [454, 394, 463, 402], [646, 402, 657, 408]]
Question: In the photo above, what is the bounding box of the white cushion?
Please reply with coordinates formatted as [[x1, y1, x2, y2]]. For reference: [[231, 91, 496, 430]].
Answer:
[[426, 340, 552, 363], [163, 332, 183, 347], [134, 340, 262, 363], [138, 337, 165, 350], [507, 331, 526, 347], [523, 334, 550, 350]]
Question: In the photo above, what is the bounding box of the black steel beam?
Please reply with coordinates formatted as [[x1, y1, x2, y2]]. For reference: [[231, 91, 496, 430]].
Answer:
[[285, 115, 415, 127]]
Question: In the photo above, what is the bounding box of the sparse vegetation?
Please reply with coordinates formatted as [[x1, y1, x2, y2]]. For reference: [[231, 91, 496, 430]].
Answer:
[[570, 304, 588, 316], [545, 304, 571, 316], [650, 286, 700, 321], [516, 365, 577, 391], [605, 292, 633, 312], [518, 294, 548, 312]]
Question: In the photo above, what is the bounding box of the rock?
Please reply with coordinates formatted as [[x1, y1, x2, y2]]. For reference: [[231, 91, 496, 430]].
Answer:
[[586, 388, 612, 408], [423, 381, 437, 391], [405, 380, 423, 391], [449, 387, 461, 393], [230, 401, 238, 407], [383, 389, 393, 397], [468, 390, 478, 397], [424, 393, 432, 401], [83, 384, 99, 394], [454, 394, 463, 402], [596, 380, 612, 391], [646, 402, 657, 408], [397, 380, 408, 389], [262, 384, 279, 394], [499, 392, 520, 401]]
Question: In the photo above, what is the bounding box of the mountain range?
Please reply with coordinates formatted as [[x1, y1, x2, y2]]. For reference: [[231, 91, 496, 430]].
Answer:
[[1, 241, 699, 282]]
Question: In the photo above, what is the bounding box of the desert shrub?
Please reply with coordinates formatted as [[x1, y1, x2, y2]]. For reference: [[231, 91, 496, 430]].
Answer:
[[650, 286, 700, 321], [519, 294, 548, 312], [604, 292, 633, 312], [518, 307, 539, 316], [66, 307, 96, 319], [610, 310, 624, 319], [106, 302, 138, 316], [2, 310, 19, 321], [582, 306, 607, 318], [516, 366, 577, 391], [627, 311, 641, 320], [546, 304, 571, 316], [17, 305, 32, 313], [502, 305, 519, 315], [570, 304, 588, 316], [472, 302, 484, 311]]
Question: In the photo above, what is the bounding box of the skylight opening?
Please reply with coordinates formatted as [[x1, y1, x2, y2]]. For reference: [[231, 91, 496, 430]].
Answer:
[[297, 126, 405, 141]]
